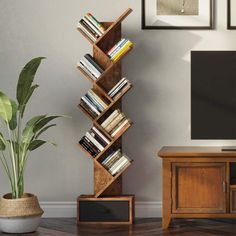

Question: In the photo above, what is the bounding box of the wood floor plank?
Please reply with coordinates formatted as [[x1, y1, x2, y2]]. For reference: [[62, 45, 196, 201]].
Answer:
[[1, 218, 236, 235]]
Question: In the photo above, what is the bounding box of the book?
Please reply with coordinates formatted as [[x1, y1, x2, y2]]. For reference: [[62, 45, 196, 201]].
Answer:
[[84, 14, 104, 35], [90, 130, 107, 148], [78, 61, 97, 81], [84, 54, 104, 74], [86, 13, 105, 33], [111, 41, 133, 61], [81, 96, 100, 116], [80, 58, 101, 78], [85, 132, 104, 152], [102, 149, 121, 165], [110, 158, 129, 176], [80, 19, 99, 38], [109, 80, 129, 98], [112, 83, 131, 100], [109, 156, 127, 173], [83, 136, 100, 154], [105, 152, 122, 169], [77, 23, 97, 42], [111, 119, 130, 137], [105, 113, 125, 133], [101, 109, 120, 128], [88, 89, 108, 109], [85, 94, 104, 112], [83, 16, 103, 37], [79, 138, 98, 157], [80, 100, 97, 118], [91, 126, 110, 145], [107, 38, 126, 56], [108, 77, 127, 96]]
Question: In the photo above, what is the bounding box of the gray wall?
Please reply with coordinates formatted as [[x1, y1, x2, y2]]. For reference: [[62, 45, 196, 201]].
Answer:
[[0, 0, 236, 202]]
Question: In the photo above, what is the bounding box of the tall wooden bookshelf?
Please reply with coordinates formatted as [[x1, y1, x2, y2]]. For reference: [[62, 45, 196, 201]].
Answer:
[[77, 8, 134, 224]]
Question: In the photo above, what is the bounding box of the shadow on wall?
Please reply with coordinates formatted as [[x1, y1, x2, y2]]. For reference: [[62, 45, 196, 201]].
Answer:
[[122, 28, 202, 200]]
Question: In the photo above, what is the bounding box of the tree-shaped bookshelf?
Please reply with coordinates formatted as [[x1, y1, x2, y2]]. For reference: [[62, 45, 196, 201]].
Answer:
[[77, 8, 134, 224]]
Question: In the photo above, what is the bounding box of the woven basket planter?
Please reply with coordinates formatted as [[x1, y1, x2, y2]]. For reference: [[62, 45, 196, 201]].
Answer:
[[0, 193, 44, 233]]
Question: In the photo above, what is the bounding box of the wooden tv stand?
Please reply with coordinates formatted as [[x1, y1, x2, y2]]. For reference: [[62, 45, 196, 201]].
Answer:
[[158, 146, 236, 229]]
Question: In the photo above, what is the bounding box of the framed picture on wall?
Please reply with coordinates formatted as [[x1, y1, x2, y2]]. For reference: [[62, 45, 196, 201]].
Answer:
[[141, 0, 214, 30], [228, 0, 236, 29]]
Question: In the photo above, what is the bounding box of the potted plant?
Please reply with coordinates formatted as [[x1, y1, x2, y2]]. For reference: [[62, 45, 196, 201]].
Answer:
[[0, 57, 62, 233]]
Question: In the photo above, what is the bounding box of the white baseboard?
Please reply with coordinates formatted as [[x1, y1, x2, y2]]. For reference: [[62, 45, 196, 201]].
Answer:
[[40, 201, 162, 218]]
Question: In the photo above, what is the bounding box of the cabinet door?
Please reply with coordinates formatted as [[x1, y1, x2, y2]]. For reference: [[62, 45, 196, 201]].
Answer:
[[172, 162, 226, 213]]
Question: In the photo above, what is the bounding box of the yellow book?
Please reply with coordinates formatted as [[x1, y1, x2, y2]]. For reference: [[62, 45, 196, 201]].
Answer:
[[112, 41, 133, 62]]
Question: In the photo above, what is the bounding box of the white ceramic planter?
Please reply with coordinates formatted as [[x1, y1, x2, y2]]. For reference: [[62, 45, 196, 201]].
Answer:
[[0, 193, 43, 234], [0, 216, 42, 234]]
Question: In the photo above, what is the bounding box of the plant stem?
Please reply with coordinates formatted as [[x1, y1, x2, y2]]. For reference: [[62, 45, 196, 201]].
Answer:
[[7, 124, 18, 198]]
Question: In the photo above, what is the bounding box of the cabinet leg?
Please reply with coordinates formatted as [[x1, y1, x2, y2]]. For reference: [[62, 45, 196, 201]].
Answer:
[[162, 215, 171, 229]]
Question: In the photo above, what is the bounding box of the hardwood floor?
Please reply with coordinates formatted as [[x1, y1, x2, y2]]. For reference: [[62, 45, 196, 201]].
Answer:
[[2, 218, 236, 235]]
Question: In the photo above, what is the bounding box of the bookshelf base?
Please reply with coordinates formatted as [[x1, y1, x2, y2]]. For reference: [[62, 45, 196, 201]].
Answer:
[[77, 195, 134, 224]]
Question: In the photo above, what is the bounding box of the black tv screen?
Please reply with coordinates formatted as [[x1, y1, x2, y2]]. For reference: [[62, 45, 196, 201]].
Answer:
[[191, 51, 236, 139]]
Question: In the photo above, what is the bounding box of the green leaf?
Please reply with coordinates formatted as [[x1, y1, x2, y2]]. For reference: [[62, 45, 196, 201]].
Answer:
[[0, 91, 12, 122], [33, 116, 61, 133], [19, 84, 39, 118], [9, 100, 18, 130], [22, 115, 46, 144], [35, 124, 56, 139], [28, 140, 46, 151], [0, 132, 6, 150], [28, 139, 57, 151], [17, 57, 45, 116]]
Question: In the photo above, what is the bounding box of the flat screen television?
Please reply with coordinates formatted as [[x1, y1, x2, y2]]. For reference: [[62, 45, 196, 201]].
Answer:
[[191, 51, 236, 140]]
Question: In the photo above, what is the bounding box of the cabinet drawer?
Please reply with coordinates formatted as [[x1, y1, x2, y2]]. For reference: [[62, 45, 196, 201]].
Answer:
[[78, 200, 130, 223], [230, 187, 236, 213]]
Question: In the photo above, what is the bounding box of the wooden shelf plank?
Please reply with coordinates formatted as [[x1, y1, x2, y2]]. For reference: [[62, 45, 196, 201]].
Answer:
[[95, 8, 133, 45], [95, 46, 133, 84], [95, 160, 133, 197], [95, 121, 133, 160]]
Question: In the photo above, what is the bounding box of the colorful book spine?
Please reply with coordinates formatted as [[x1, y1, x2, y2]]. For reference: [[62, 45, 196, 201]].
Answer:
[[111, 40, 133, 61], [83, 17, 103, 37], [77, 23, 97, 42], [81, 96, 100, 116], [107, 38, 126, 56], [87, 13, 105, 33]]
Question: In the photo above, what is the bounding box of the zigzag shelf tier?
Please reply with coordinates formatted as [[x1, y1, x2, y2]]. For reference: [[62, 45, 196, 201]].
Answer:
[[77, 8, 135, 224]]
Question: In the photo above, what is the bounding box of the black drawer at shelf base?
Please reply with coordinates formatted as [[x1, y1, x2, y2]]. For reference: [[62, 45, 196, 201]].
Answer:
[[77, 195, 134, 224]]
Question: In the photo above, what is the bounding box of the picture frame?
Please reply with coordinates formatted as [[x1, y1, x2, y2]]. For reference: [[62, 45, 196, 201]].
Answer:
[[227, 0, 236, 29], [142, 0, 214, 30]]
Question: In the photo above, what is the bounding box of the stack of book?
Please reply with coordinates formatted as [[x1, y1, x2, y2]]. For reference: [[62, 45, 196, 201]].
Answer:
[[79, 126, 111, 157], [101, 109, 131, 138], [77, 13, 106, 42], [108, 77, 131, 99], [78, 54, 104, 81], [107, 39, 133, 62], [102, 149, 131, 176], [80, 89, 108, 118]]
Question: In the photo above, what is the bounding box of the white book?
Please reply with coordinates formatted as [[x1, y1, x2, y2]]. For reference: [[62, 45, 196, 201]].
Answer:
[[81, 96, 100, 115], [101, 110, 120, 128], [85, 132, 104, 152], [108, 78, 127, 95], [78, 61, 97, 81], [92, 126, 110, 144], [111, 159, 129, 176], [102, 149, 121, 165], [78, 62, 97, 81], [82, 57, 102, 78], [77, 23, 96, 42], [88, 89, 107, 109], [111, 119, 130, 137], [83, 17, 103, 37], [110, 81, 128, 97], [109, 156, 126, 172], [80, 58, 101, 78]]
